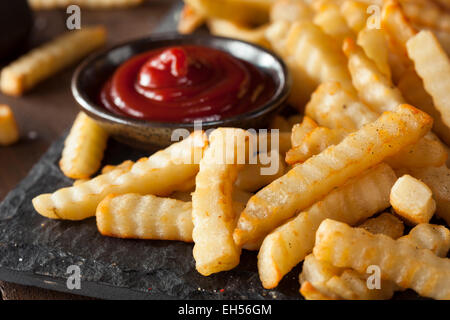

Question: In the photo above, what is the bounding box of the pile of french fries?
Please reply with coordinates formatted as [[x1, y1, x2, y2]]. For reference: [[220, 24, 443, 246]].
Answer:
[[30, 0, 450, 300]]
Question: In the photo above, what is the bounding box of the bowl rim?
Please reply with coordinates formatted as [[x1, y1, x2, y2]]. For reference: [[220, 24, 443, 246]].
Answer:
[[71, 32, 291, 129]]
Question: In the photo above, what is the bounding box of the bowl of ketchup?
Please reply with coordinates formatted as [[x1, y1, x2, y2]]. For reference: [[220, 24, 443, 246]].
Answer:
[[72, 33, 290, 149]]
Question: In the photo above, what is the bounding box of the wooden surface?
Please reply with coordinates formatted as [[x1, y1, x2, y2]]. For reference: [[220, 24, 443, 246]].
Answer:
[[0, 0, 176, 300]]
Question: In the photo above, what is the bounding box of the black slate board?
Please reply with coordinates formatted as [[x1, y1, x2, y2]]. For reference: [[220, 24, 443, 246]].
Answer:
[[0, 1, 302, 300]]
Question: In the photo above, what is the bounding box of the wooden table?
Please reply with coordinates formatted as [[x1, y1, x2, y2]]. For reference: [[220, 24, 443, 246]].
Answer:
[[0, 0, 176, 300]]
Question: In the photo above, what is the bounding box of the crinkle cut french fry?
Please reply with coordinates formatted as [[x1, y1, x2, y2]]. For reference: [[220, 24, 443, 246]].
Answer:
[[291, 116, 318, 147], [192, 128, 251, 276], [343, 37, 405, 114], [270, 0, 314, 23], [398, 165, 450, 225], [358, 212, 404, 239], [178, 4, 206, 34], [301, 222, 449, 300], [398, 67, 450, 146], [0, 104, 19, 146], [313, 0, 355, 44], [29, 0, 143, 9], [185, 0, 271, 26], [0, 26, 106, 96], [305, 82, 378, 131], [257, 163, 396, 289], [59, 112, 108, 179], [390, 174, 436, 225], [357, 27, 391, 80], [207, 19, 271, 48], [32, 131, 208, 220], [340, 0, 368, 34], [97, 194, 250, 243], [381, 0, 417, 58], [407, 30, 450, 133], [97, 194, 194, 242], [313, 219, 450, 300], [401, 0, 450, 33], [101, 160, 134, 175], [234, 104, 432, 247]]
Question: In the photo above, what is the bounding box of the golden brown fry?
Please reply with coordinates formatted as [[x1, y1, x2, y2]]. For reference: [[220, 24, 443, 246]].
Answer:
[[0, 104, 19, 146], [185, 0, 272, 26], [291, 116, 318, 147], [192, 128, 250, 276], [407, 30, 450, 134], [398, 223, 450, 257], [358, 212, 404, 239], [97, 193, 194, 241], [398, 165, 450, 225], [178, 4, 206, 34], [258, 163, 396, 289], [313, 219, 450, 300], [32, 131, 208, 220], [305, 81, 378, 131], [270, 0, 314, 23], [101, 160, 134, 175], [357, 27, 391, 80], [313, 0, 355, 44], [0, 26, 106, 96], [234, 104, 432, 247], [59, 112, 108, 179], [28, 0, 143, 9], [207, 19, 270, 48], [398, 67, 450, 145], [340, 0, 369, 34], [401, 0, 450, 33], [285, 127, 348, 165], [390, 174, 436, 225]]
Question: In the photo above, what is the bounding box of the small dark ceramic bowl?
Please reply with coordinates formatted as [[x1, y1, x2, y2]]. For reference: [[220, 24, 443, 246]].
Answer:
[[72, 33, 290, 150]]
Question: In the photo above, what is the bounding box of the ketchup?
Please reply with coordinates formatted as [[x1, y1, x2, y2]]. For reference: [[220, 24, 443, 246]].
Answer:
[[99, 46, 276, 122]]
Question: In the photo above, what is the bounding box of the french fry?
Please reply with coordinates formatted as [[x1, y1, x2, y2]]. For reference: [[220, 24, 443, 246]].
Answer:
[[0, 104, 19, 146], [97, 194, 249, 242], [398, 223, 450, 258], [357, 27, 391, 80], [407, 30, 450, 133], [265, 21, 353, 109], [381, 0, 417, 59], [207, 19, 270, 48], [343, 37, 405, 114], [234, 104, 432, 247], [97, 194, 194, 241], [178, 4, 206, 34], [305, 82, 378, 131], [299, 280, 338, 300], [258, 163, 396, 289], [270, 0, 314, 23], [313, 0, 355, 44], [291, 116, 318, 147], [0, 26, 106, 96], [184, 0, 272, 26], [235, 151, 285, 192], [101, 160, 134, 175], [398, 166, 450, 225], [401, 0, 450, 33], [285, 127, 348, 165], [398, 67, 450, 145], [192, 128, 251, 276], [313, 219, 450, 300], [28, 0, 143, 9], [302, 222, 449, 300], [340, 0, 369, 34], [32, 131, 208, 220], [59, 112, 108, 179], [358, 212, 404, 239]]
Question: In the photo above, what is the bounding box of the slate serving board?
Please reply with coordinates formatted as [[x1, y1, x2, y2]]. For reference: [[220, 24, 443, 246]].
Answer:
[[0, 1, 428, 300]]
